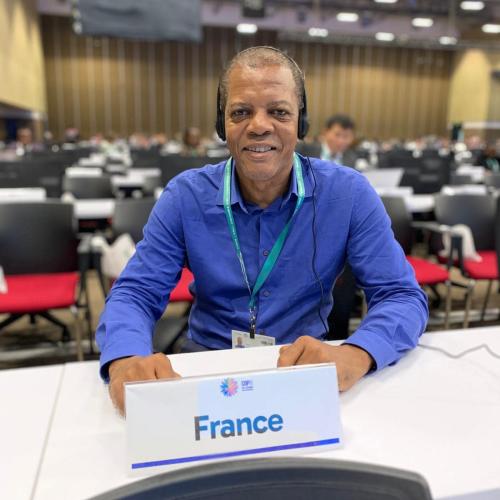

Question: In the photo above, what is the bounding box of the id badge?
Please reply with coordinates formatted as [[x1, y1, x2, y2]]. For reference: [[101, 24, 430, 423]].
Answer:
[[231, 330, 276, 349]]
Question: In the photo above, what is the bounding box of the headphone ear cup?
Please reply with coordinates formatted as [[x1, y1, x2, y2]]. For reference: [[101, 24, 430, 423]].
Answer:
[[298, 111, 309, 140], [297, 90, 309, 140], [215, 87, 226, 141], [215, 112, 226, 141]]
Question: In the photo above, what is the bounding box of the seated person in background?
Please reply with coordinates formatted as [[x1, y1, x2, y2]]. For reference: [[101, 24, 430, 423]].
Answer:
[[181, 126, 207, 156], [9, 127, 42, 154], [97, 46, 428, 414], [479, 144, 500, 173], [320, 114, 357, 167]]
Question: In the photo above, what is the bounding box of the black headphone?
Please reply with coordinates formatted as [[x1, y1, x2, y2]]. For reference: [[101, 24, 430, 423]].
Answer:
[[215, 46, 309, 142]]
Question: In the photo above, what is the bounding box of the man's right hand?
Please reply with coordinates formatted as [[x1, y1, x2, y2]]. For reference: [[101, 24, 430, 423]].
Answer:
[[108, 353, 181, 416]]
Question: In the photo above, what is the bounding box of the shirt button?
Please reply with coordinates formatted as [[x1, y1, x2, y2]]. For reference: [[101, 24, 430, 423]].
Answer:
[[263, 250, 269, 256], [263, 290, 270, 297]]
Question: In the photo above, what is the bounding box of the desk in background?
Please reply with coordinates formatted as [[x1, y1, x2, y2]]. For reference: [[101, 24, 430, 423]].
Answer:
[[73, 199, 116, 220], [27, 328, 500, 500]]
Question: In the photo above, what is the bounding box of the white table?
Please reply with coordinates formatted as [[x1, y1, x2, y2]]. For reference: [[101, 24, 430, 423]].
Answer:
[[0, 187, 47, 202], [456, 166, 485, 184], [111, 168, 161, 188], [73, 199, 116, 219], [404, 194, 435, 213], [0, 365, 64, 500], [31, 328, 500, 500]]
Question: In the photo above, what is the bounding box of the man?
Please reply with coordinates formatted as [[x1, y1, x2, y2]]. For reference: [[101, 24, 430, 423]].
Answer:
[[97, 47, 428, 414], [321, 114, 357, 167]]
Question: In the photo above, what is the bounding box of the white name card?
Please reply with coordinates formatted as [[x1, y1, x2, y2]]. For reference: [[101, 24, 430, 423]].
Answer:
[[125, 363, 342, 473]]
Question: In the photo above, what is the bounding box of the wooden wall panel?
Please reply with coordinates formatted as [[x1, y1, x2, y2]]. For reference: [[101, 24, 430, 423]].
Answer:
[[41, 15, 453, 141]]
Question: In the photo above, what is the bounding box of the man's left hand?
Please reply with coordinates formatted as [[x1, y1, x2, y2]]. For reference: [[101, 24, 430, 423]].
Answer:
[[277, 336, 373, 391]]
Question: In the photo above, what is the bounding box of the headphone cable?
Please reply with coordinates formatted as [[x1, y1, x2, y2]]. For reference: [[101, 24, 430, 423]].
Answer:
[[307, 156, 328, 336]]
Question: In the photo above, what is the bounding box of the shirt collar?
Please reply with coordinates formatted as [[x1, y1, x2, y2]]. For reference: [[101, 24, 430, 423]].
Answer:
[[216, 154, 313, 210]]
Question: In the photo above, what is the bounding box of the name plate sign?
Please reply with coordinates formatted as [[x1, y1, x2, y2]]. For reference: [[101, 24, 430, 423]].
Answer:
[[125, 363, 342, 472]]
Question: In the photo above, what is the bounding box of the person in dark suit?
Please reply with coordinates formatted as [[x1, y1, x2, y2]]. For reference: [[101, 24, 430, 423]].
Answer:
[[321, 114, 357, 168]]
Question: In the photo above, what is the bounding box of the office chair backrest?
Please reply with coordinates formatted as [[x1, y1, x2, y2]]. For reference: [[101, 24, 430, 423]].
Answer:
[[159, 155, 208, 185], [90, 457, 432, 500], [113, 198, 156, 243], [0, 202, 77, 274], [485, 173, 500, 189], [450, 173, 474, 185], [435, 194, 496, 250], [381, 196, 413, 255], [63, 175, 114, 199]]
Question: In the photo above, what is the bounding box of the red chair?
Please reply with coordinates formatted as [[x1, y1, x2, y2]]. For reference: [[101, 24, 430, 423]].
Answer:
[[95, 198, 194, 353], [0, 202, 88, 360], [434, 194, 498, 326], [381, 196, 458, 328]]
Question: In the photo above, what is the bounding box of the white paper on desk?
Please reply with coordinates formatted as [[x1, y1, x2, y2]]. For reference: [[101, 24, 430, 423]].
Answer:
[[0, 266, 7, 294], [125, 363, 342, 474]]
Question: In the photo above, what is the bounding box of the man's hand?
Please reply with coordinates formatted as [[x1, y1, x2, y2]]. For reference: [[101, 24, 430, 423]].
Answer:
[[277, 336, 373, 391], [108, 353, 181, 415]]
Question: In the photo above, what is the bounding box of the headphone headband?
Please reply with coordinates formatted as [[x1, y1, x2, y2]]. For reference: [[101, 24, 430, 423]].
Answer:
[[215, 46, 309, 141]]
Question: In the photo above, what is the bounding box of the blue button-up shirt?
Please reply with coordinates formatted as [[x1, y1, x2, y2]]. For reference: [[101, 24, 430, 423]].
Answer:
[[96, 155, 428, 378]]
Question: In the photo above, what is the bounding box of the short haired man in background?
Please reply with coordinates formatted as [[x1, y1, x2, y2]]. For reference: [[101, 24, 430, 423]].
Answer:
[[321, 114, 357, 167]]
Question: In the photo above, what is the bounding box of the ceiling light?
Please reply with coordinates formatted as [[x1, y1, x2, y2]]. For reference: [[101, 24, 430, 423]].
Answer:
[[460, 1, 485, 11], [374, 0, 398, 3], [482, 24, 500, 33], [412, 17, 434, 28], [375, 32, 395, 41], [337, 12, 359, 22], [308, 27, 329, 37], [236, 23, 258, 34], [439, 36, 458, 45]]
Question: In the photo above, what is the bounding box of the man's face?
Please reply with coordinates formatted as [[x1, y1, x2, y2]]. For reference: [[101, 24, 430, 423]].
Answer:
[[324, 124, 354, 154], [224, 64, 299, 184], [18, 129, 32, 146]]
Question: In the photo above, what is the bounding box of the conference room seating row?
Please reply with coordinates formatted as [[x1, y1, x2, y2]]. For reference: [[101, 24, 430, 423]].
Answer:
[[382, 192, 500, 329]]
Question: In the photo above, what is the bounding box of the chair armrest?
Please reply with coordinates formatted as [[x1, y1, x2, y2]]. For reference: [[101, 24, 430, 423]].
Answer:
[[410, 221, 452, 235], [410, 222, 464, 271], [77, 234, 94, 254]]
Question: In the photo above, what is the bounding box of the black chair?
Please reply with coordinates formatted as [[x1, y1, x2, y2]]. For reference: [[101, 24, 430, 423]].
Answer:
[[90, 457, 432, 500], [63, 175, 114, 199], [0, 202, 90, 359], [112, 198, 156, 243], [485, 173, 500, 189], [97, 198, 189, 353], [159, 155, 210, 186], [434, 194, 498, 325], [450, 173, 474, 185], [131, 148, 161, 168], [380, 196, 469, 328], [327, 265, 358, 340], [295, 141, 322, 158]]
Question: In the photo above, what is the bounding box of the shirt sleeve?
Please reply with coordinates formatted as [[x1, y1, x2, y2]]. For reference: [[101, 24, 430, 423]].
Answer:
[[96, 180, 186, 380], [342, 175, 429, 370]]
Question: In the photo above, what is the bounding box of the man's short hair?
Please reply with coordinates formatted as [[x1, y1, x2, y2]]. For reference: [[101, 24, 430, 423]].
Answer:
[[325, 114, 355, 130], [218, 46, 305, 113]]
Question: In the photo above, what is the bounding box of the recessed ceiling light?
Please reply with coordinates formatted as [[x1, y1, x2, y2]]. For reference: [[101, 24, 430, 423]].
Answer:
[[374, 0, 398, 3], [412, 17, 434, 28], [308, 27, 329, 37], [375, 32, 395, 41], [460, 1, 485, 11], [482, 23, 500, 33], [337, 12, 359, 22], [439, 36, 458, 45], [236, 23, 258, 34]]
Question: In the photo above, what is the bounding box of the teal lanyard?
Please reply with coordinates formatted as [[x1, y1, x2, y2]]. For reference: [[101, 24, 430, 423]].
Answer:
[[223, 153, 305, 336]]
